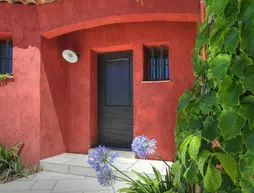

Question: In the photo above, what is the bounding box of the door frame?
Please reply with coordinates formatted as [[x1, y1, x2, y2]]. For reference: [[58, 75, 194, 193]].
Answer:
[[97, 50, 133, 149]]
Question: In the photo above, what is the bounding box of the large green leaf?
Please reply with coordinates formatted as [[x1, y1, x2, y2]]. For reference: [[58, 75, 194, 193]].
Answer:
[[188, 115, 202, 132], [195, 33, 208, 53], [241, 65, 254, 94], [243, 124, 254, 153], [239, 152, 254, 191], [204, 161, 222, 192], [184, 163, 198, 184], [197, 150, 211, 177], [177, 90, 193, 113], [209, 29, 224, 57], [225, 27, 240, 53], [217, 76, 243, 107], [241, 26, 254, 56], [242, 3, 254, 27], [219, 173, 237, 191], [230, 53, 253, 79], [214, 16, 227, 29], [240, 167, 254, 184], [205, 4, 212, 20], [239, 95, 254, 129], [188, 131, 201, 160], [208, 54, 232, 86], [224, 136, 243, 154], [224, 1, 239, 26], [212, 0, 229, 16], [231, 188, 242, 193], [215, 152, 238, 183], [193, 55, 205, 76], [203, 116, 219, 141], [186, 99, 202, 115], [240, 177, 254, 193], [180, 134, 194, 167], [171, 161, 182, 186], [240, 151, 254, 169], [199, 103, 212, 114], [201, 90, 217, 106], [218, 108, 246, 140]]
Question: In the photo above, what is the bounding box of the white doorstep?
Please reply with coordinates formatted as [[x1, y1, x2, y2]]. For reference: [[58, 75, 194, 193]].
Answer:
[[40, 153, 172, 179], [88, 148, 135, 158]]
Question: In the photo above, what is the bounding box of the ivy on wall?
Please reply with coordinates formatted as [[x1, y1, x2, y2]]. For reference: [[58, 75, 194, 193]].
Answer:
[[173, 0, 254, 192]]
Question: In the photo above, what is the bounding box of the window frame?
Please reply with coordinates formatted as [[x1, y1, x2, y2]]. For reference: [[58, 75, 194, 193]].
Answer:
[[144, 44, 170, 82], [0, 39, 13, 75]]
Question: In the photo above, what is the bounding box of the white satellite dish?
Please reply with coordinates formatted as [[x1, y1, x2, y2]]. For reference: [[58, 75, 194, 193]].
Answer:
[[62, 50, 79, 63]]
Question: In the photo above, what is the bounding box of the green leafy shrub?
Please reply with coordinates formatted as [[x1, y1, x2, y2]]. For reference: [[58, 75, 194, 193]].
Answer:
[[0, 142, 37, 183], [173, 0, 254, 192], [119, 166, 175, 193]]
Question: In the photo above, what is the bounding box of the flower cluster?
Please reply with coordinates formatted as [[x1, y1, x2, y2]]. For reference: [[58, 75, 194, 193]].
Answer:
[[88, 146, 118, 187], [97, 164, 116, 186], [132, 136, 157, 158], [88, 136, 158, 188]]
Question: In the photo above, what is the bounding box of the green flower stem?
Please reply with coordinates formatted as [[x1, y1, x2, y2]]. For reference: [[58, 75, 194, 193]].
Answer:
[[202, 137, 212, 143], [115, 175, 132, 183], [107, 162, 135, 183], [107, 162, 151, 193], [153, 152, 172, 169]]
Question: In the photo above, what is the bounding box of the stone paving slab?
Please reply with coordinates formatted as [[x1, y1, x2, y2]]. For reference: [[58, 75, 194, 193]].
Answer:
[[31, 180, 57, 190], [32, 172, 85, 180], [0, 180, 36, 191], [0, 172, 127, 193]]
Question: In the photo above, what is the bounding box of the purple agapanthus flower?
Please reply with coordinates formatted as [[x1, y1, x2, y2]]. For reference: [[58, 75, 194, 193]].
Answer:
[[88, 146, 118, 171], [96, 164, 116, 187], [132, 136, 157, 158]]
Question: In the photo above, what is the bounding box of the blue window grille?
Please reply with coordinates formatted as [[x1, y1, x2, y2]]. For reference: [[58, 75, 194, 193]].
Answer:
[[147, 46, 169, 81], [0, 40, 13, 74]]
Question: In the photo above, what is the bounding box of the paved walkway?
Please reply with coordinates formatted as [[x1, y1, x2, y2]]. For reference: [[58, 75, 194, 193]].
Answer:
[[0, 171, 128, 193], [0, 153, 172, 193]]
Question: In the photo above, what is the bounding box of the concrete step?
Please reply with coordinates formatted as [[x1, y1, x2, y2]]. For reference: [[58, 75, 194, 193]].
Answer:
[[88, 148, 135, 159], [40, 153, 172, 180]]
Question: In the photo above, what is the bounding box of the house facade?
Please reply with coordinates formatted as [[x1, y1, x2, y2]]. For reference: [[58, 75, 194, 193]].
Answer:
[[0, 0, 200, 164]]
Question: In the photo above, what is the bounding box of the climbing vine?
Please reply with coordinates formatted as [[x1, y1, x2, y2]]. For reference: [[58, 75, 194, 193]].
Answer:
[[173, 0, 254, 192]]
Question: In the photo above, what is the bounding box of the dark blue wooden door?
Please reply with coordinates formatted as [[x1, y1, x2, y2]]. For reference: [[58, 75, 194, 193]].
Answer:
[[98, 51, 133, 149]]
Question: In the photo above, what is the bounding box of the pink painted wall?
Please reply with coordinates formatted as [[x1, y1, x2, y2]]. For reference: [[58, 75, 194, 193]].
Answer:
[[0, 4, 41, 164], [65, 21, 196, 161]]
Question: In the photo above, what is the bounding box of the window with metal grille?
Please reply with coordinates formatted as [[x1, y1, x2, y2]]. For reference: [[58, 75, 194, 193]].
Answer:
[[146, 46, 169, 81], [0, 40, 13, 74]]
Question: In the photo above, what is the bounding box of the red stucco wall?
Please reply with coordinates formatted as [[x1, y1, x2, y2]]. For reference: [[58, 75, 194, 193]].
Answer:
[[0, 4, 41, 164], [65, 21, 196, 160], [0, 0, 198, 163], [38, 0, 199, 38], [0, 4, 68, 163], [40, 37, 68, 159]]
